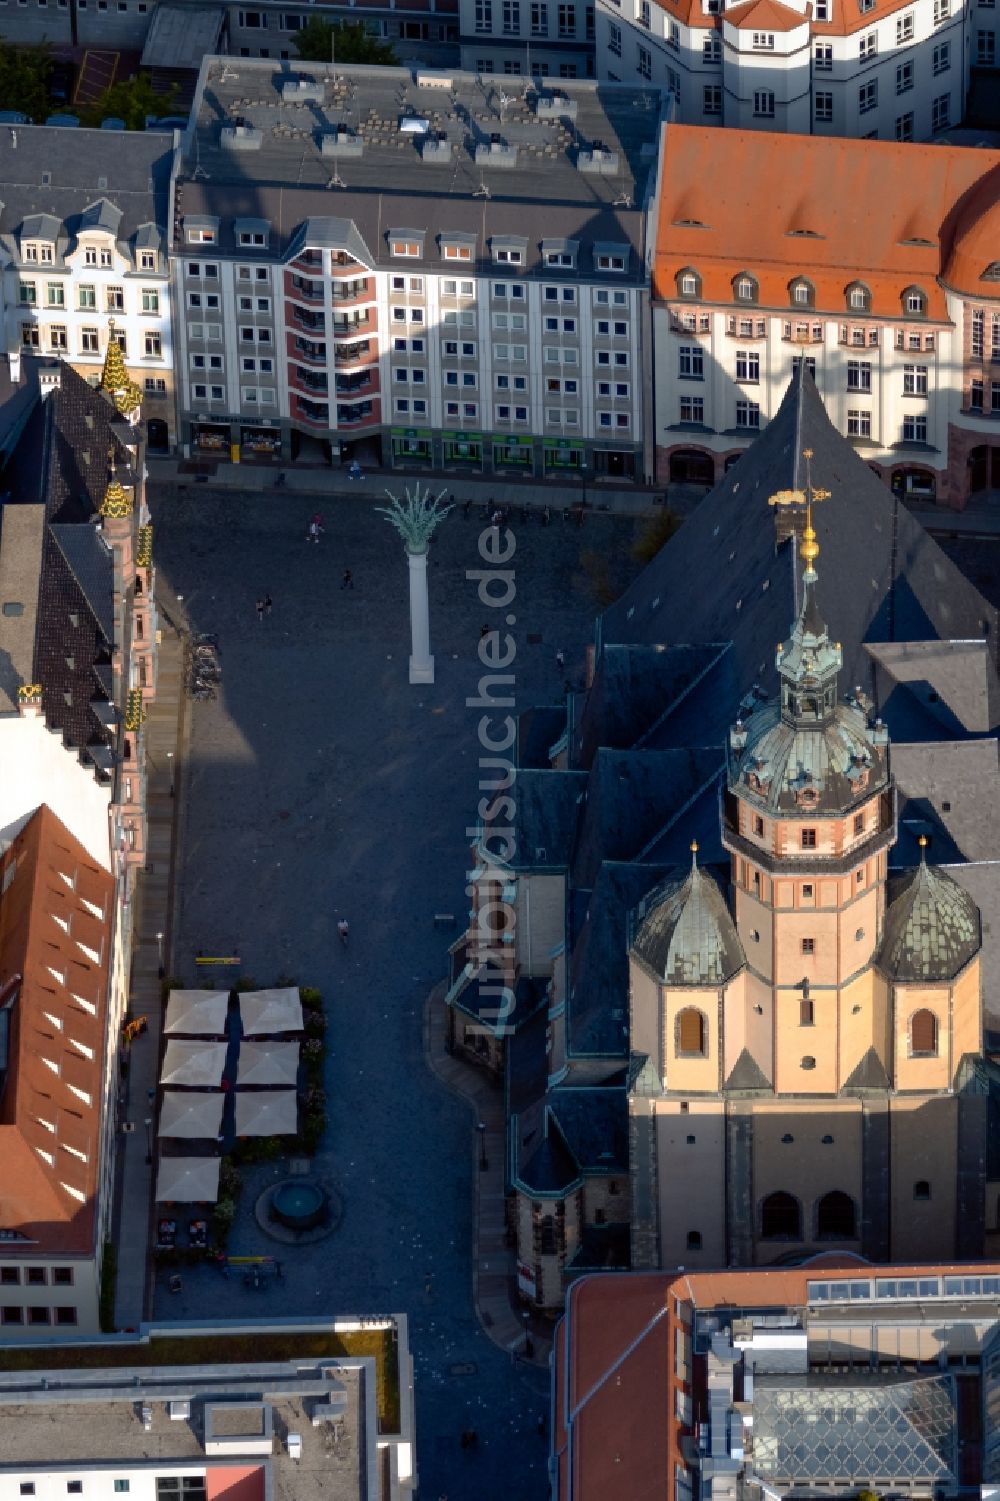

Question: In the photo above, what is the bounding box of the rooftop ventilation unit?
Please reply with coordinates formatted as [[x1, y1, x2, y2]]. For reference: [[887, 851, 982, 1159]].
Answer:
[[399, 115, 430, 134], [279, 78, 324, 104], [577, 141, 620, 175], [287, 1433, 302, 1460], [220, 121, 262, 151], [320, 128, 363, 159], [535, 90, 578, 121], [141, 1405, 152, 1432], [415, 71, 454, 89], [421, 133, 452, 163], [168, 1400, 191, 1421], [474, 135, 518, 169]]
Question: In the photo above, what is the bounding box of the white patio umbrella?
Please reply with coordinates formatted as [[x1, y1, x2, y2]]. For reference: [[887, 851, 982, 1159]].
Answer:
[[239, 987, 304, 1035], [158, 1090, 224, 1139], [155, 1156, 221, 1203], [237, 1041, 300, 1087], [164, 989, 229, 1036], [160, 1040, 227, 1088], [234, 1090, 298, 1137]]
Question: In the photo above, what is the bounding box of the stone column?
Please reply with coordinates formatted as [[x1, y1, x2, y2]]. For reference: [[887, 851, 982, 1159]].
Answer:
[[407, 548, 434, 684]]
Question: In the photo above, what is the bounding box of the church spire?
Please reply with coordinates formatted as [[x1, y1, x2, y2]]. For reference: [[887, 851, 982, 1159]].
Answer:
[[768, 450, 842, 728], [101, 319, 143, 422]]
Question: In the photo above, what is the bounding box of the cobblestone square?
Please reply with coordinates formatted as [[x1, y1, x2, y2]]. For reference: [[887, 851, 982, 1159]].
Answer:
[[148, 485, 646, 1501]]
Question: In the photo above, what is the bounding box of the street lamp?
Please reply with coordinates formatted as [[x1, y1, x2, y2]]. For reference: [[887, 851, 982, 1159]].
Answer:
[[156, 930, 164, 979], [144, 1116, 153, 1165], [522, 1308, 534, 1360], [166, 750, 174, 797], [477, 1120, 488, 1172]]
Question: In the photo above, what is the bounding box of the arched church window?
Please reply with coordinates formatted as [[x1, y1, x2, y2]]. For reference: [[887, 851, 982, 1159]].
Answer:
[[676, 1008, 707, 1058], [816, 1190, 856, 1238], [909, 1009, 938, 1057], [761, 1191, 801, 1239]]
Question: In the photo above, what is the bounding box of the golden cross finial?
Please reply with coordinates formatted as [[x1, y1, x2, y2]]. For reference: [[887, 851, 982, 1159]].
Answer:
[[768, 449, 831, 576]]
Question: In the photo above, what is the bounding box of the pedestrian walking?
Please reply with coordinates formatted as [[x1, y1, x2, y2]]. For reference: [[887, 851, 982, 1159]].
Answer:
[[555, 649, 565, 671], [311, 511, 324, 531], [256, 598, 265, 621], [263, 594, 273, 616], [337, 918, 349, 946], [342, 568, 354, 589], [307, 520, 320, 544]]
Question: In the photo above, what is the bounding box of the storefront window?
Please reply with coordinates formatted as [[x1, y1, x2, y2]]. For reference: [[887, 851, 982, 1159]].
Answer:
[[240, 427, 282, 459], [193, 424, 230, 453]]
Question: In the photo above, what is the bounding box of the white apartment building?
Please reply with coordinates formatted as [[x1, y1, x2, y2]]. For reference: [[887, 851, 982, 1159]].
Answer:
[[456, 0, 596, 78], [0, 128, 176, 449], [172, 60, 663, 480], [652, 123, 1000, 506], [596, 0, 969, 140]]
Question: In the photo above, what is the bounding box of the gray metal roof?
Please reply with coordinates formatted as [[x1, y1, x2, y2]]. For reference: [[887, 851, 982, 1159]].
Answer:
[[48, 524, 115, 644], [141, 1, 225, 70], [631, 855, 745, 987], [878, 857, 981, 983], [0, 126, 173, 259], [177, 61, 665, 272]]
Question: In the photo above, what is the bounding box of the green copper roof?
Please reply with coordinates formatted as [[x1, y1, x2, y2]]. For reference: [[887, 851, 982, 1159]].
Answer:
[[631, 854, 745, 987], [879, 859, 981, 983]]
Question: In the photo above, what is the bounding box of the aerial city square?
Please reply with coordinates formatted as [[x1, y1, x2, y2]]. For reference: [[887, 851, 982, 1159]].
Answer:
[[0, 3, 999, 1498]]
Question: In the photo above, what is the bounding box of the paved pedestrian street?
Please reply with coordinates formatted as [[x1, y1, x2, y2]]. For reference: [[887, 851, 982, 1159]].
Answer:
[[148, 486, 648, 1501]]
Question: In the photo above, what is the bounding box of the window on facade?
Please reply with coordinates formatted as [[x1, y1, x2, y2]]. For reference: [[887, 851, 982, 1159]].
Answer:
[[847, 409, 872, 437], [914, 1180, 931, 1200], [736, 400, 760, 428], [676, 1008, 707, 1057], [800, 998, 814, 1025], [802, 937, 815, 955], [905, 288, 926, 315], [903, 413, 928, 441], [896, 112, 915, 140], [736, 350, 760, 382], [558, 0, 574, 32], [848, 284, 870, 312], [814, 91, 833, 122], [859, 81, 878, 113], [679, 396, 704, 423], [910, 1009, 938, 1056], [931, 92, 951, 130], [686, 1230, 702, 1249], [703, 84, 722, 113], [753, 90, 775, 117], [896, 60, 913, 92], [801, 828, 817, 848], [847, 360, 871, 391], [678, 345, 703, 379], [761, 1191, 801, 1239], [903, 363, 928, 395], [859, 28, 876, 57], [897, 10, 914, 39], [817, 1191, 856, 1238]]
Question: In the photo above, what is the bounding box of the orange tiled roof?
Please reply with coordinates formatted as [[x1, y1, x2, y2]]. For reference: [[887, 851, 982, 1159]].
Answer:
[[813, 0, 929, 36], [653, 126, 1000, 320], [0, 805, 114, 1254], [724, 0, 808, 30], [652, 0, 719, 32], [943, 174, 1000, 298]]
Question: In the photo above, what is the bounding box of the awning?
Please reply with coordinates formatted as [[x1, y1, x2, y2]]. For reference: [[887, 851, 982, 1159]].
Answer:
[[155, 1155, 221, 1203], [238, 987, 304, 1035], [164, 989, 229, 1036], [158, 1090, 224, 1139], [237, 1040, 300, 1087], [160, 1040, 227, 1088], [234, 1090, 298, 1137]]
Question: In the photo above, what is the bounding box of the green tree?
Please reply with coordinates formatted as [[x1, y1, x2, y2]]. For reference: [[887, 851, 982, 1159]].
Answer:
[[293, 16, 396, 66], [80, 70, 179, 132], [0, 42, 53, 122]]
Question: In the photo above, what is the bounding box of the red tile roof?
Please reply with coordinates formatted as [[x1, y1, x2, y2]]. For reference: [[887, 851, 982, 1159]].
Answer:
[[0, 805, 114, 1254], [653, 126, 1000, 320], [724, 0, 807, 30]]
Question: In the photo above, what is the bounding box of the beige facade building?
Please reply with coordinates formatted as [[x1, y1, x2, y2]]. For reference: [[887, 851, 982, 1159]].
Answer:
[[629, 489, 988, 1271]]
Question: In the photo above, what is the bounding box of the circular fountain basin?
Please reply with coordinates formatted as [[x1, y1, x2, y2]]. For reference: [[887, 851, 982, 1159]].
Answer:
[[270, 1180, 327, 1231]]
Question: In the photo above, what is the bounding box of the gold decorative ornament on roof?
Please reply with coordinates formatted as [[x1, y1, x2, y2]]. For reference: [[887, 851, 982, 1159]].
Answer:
[[16, 683, 43, 701], [101, 475, 133, 518], [124, 688, 146, 732], [768, 448, 831, 580], [136, 525, 153, 568], [101, 319, 143, 418]]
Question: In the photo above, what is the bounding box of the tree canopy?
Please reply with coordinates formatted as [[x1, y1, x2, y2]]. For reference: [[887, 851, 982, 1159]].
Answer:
[[293, 17, 396, 66], [0, 42, 53, 122], [80, 71, 179, 131]]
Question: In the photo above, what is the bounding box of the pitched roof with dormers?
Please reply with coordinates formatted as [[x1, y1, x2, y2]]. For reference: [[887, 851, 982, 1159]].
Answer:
[[0, 804, 113, 1253], [653, 127, 1000, 320]]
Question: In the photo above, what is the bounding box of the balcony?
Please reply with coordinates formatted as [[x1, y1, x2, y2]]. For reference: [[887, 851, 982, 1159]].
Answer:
[[336, 397, 380, 428], [331, 278, 371, 305], [334, 337, 376, 367], [284, 271, 325, 305], [289, 305, 326, 334], [335, 370, 378, 398], [726, 316, 767, 339], [289, 364, 329, 396], [291, 394, 330, 430], [331, 252, 364, 271], [291, 334, 327, 365], [291, 250, 323, 274], [333, 311, 376, 339]]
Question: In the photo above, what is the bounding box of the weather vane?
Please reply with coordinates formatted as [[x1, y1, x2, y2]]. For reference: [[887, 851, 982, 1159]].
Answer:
[[768, 448, 831, 577]]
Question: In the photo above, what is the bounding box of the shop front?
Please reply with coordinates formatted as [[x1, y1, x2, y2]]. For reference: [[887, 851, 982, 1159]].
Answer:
[[193, 422, 231, 454], [543, 438, 585, 473], [593, 447, 636, 480], [492, 434, 534, 471], [390, 427, 433, 465], [240, 425, 283, 461], [442, 431, 484, 468]]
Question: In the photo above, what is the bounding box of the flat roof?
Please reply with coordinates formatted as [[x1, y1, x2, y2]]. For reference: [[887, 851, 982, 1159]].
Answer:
[[0, 1360, 364, 1501], [178, 61, 665, 270]]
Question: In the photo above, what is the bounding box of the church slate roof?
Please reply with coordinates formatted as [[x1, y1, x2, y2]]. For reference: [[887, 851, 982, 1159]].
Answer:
[[631, 857, 745, 987], [568, 863, 668, 1059], [593, 367, 997, 755], [506, 769, 587, 872], [878, 860, 982, 983]]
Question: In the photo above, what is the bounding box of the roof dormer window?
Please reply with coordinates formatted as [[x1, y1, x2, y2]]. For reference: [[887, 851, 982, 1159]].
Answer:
[[734, 273, 758, 304], [847, 282, 871, 312], [983, 262, 1000, 281], [678, 268, 702, 299], [791, 278, 814, 308], [903, 286, 927, 316]]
